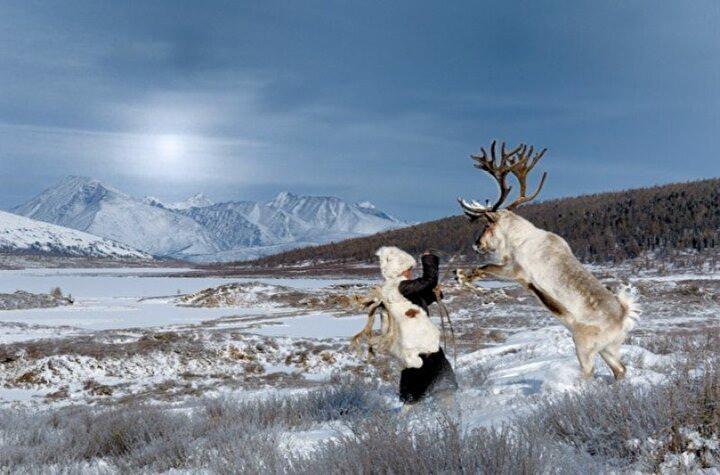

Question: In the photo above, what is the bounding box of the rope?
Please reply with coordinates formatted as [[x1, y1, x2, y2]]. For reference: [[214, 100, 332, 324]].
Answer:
[[434, 289, 457, 367], [430, 249, 462, 367]]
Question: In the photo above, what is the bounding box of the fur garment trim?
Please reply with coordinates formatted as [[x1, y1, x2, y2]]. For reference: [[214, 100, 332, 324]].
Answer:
[[376, 246, 416, 279]]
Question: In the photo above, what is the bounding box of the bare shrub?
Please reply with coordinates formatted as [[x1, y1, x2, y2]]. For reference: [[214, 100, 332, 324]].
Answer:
[[458, 363, 491, 388], [292, 410, 595, 474], [202, 377, 385, 432], [632, 326, 720, 357], [0, 378, 387, 472], [3, 360, 719, 473], [520, 355, 720, 471]]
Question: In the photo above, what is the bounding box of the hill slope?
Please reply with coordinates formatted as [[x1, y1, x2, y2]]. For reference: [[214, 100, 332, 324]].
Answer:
[[0, 210, 151, 259], [242, 178, 720, 267]]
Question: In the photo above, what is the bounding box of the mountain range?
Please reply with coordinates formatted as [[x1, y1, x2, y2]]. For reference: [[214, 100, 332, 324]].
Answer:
[[0, 209, 150, 259], [10, 176, 405, 262]]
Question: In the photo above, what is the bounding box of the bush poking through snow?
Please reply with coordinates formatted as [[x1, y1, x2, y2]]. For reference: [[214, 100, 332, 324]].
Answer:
[[458, 363, 491, 388], [520, 355, 720, 471], [2, 358, 719, 472], [0, 379, 386, 472], [294, 410, 594, 475]]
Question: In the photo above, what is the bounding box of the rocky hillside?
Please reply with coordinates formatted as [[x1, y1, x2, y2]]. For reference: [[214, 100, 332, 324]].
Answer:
[[241, 178, 720, 266]]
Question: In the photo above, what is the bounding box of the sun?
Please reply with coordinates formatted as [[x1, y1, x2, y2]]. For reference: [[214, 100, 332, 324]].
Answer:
[[156, 134, 184, 161]]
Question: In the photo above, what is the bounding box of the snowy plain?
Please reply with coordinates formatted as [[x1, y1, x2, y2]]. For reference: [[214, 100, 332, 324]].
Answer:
[[0, 267, 364, 334], [0, 264, 718, 472]]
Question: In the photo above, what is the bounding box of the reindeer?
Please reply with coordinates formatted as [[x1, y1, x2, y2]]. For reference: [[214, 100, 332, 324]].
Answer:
[[457, 141, 639, 380]]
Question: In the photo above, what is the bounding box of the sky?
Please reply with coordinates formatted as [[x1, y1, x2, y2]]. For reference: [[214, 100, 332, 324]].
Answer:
[[0, 1, 718, 221]]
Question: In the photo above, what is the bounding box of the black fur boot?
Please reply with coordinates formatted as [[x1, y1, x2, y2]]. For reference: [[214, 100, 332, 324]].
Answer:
[[399, 348, 458, 404]]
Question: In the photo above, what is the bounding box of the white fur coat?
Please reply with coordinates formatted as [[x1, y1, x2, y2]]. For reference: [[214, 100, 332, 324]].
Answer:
[[380, 276, 440, 368]]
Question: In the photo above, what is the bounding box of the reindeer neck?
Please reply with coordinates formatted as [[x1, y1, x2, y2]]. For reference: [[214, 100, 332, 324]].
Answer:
[[503, 213, 540, 249]]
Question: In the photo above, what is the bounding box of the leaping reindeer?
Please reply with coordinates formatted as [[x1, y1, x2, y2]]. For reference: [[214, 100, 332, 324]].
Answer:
[[457, 141, 639, 379]]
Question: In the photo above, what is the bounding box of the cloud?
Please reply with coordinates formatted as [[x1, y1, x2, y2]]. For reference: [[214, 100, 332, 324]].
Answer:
[[0, 1, 718, 221]]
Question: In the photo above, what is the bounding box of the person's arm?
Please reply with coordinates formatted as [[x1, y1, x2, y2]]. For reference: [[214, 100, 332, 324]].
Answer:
[[399, 252, 439, 300]]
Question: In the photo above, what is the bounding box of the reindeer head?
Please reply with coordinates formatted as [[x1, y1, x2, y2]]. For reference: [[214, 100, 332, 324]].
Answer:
[[458, 140, 548, 260]]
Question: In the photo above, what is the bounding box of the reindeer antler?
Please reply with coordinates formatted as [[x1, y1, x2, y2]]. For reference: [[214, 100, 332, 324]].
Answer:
[[505, 144, 547, 210], [458, 140, 521, 218]]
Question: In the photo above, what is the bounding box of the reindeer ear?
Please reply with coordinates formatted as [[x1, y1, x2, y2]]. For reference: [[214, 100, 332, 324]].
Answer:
[[463, 210, 480, 221]]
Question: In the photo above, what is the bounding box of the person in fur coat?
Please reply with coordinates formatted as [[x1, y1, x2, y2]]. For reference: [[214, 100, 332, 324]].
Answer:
[[376, 246, 458, 404]]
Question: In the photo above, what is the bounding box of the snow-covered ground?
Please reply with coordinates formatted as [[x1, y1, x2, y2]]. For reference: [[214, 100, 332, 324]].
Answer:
[[0, 265, 718, 471]]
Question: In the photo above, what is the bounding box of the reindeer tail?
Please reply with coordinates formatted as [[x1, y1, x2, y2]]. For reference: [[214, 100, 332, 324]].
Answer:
[[617, 284, 641, 332]]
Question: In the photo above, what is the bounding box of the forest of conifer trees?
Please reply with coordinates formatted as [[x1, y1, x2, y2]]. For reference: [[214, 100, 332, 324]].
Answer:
[[240, 178, 720, 267]]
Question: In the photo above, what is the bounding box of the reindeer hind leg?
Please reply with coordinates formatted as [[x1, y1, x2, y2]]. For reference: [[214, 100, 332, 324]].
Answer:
[[600, 342, 626, 380], [572, 332, 598, 379]]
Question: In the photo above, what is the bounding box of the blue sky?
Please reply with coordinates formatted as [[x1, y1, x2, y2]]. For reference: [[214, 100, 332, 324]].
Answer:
[[1, 1, 718, 221]]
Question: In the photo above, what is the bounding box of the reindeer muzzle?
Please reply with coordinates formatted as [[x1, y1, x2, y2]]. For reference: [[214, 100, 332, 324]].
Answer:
[[472, 248, 500, 267]]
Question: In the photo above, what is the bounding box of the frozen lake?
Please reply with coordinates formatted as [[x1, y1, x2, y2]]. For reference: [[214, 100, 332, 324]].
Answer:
[[0, 267, 362, 298], [0, 267, 365, 337], [0, 267, 509, 343]]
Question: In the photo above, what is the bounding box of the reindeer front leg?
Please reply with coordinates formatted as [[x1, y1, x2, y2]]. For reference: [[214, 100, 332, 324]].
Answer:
[[456, 257, 514, 284], [475, 263, 515, 279]]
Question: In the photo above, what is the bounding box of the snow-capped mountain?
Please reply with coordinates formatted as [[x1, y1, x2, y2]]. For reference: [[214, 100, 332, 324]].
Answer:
[[266, 192, 401, 237], [172, 193, 214, 210], [12, 177, 218, 258], [11, 177, 405, 262], [183, 192, 405, 251], [180, 203, 263, 249], [0, 210, 150, 259], [143, 193, 214, 211], [355, 201, 395, 221]]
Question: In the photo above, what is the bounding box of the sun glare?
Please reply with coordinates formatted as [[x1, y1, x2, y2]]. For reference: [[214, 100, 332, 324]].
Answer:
[[156, 134, 183, 161]]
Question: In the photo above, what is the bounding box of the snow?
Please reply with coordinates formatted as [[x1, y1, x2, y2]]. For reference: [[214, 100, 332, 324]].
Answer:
[[452, 326, 672, 428], [632, 272, 720, 282], [0, 261, 718, 475], [0, 267, 364, 338], [0, 387, 47, 403], [0, 210, 150, 259], [0, 322, 81, 344], [11, 176, 219, 257], [280, 423, 349, 456], [166, 193, 214, 210], [0, 297, 251, 332], [249, 313, 367, 338], [0, 264, 709, 463], [11, 176, 405, 262]]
